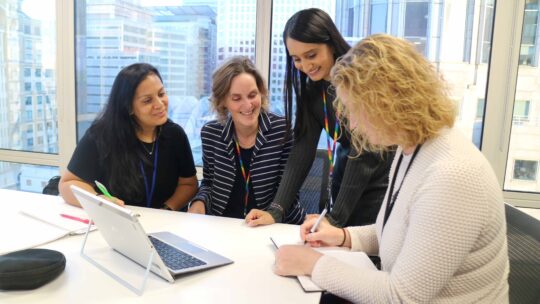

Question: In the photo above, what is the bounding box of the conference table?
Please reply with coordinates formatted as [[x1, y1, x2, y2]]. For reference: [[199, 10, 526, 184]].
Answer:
[[0, 189, 321, 303]]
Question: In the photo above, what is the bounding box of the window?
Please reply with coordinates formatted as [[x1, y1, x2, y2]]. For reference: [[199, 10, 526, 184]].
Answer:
[[0, 161, 58, 192], [404, 2, 429, 54], [0, 1, 537, 207], [463, 0, 476, 62], [270, 0, 495, 148], [503, 1, 540, 196], [513, 160, 538, 181], [75, 1, 256, 165], [476, 98, 486, 119], [520, 0, 539, 66], [480, 0, 495, 64], [513, 100, 530, 125], [504, 0, 540, 195], [0, 0, 57, 159], [370, 1, 388, 34]]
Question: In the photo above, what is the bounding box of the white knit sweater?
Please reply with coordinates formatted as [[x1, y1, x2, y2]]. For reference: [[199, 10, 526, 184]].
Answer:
[[311, 127, 509, 303]]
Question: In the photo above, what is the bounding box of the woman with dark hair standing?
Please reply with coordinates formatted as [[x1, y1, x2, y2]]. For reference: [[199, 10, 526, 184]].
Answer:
[[247, 8, 393, 227], [59, 63, 198, 210]]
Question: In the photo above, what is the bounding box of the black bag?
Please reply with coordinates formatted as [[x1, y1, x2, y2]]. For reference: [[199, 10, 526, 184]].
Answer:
[[0, 249, 66, 290]]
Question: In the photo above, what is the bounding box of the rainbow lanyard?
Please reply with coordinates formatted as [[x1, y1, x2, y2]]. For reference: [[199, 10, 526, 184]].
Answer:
[[323, 89, 340, 178], [234, 138, 251, 216]]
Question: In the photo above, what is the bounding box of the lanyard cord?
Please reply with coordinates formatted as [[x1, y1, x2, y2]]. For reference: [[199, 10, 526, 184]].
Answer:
[[140, 137, 159, 208], [382, 145, 422, 231], [234, 138, 251, 217], [322, 89, 340, 209]]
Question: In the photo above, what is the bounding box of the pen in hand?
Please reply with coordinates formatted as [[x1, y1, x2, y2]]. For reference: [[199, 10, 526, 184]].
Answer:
[[310, 208, 328, 233], [95, 180, 114, 200], [305, 208, 328, 244]]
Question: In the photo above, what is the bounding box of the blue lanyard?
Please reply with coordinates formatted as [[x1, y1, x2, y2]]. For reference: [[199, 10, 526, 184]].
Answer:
[[140, 138, 159, 208]]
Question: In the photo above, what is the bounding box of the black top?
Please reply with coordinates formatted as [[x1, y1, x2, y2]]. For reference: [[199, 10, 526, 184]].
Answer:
[[223, 146, 256, 219], [67, 120, 196, 208], [269, 80, 394, 227]]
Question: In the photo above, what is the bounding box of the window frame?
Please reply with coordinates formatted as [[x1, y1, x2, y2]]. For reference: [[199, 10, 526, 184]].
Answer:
[[482, 0, 540, 207]]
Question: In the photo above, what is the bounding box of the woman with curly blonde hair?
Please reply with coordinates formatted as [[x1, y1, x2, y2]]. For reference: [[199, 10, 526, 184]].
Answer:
[[274, 34, 509, 303]]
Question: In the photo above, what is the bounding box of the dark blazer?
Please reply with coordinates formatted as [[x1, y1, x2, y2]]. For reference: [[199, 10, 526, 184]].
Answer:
[[193, 111, 304, 224]]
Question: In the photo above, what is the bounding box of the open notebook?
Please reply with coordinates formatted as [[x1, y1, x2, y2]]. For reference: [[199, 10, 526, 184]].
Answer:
[[20, 206, 95, 234], [271, 235, 376, 292], [0, 203, 95, 255]]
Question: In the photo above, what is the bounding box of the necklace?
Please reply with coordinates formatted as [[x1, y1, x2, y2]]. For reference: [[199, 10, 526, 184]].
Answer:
[[139, 127, 159, 155], [140, 141, 156, 155]]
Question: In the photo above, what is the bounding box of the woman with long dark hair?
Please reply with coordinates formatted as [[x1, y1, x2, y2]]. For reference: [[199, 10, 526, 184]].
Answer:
[[60, 63, 198, 210], [247, 8, 393, 227]]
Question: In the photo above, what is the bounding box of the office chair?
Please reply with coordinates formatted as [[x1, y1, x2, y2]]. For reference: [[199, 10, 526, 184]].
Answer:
[[298, 150, 330, 214], [42, 176, 61, 196], [505, 204, 540, 304]]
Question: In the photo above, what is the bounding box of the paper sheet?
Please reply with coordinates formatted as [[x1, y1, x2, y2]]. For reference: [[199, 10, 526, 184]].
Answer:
[[0, 197, 95, 255], [271, 236, 376, 292], [19, 205, 94, 234], [0, 213, 69, 255]]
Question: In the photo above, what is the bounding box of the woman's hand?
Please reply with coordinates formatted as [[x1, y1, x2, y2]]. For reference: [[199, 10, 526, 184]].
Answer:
[[245, 209, 275, 227], [97, 194, 125, 207], [274, 245, 323, 276], [304, 213, 327, 221], [187, 200, 206, 214], [301, 217, 346, 248]]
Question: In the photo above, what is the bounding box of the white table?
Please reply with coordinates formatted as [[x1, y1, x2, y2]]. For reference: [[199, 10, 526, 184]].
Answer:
[[0, 190, 321, 303]]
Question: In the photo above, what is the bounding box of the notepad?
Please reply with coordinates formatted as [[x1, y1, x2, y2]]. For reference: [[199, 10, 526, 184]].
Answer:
[[0, 204, 96, 255], [270, 235, 376, 292], [20, 206, 95, 234]]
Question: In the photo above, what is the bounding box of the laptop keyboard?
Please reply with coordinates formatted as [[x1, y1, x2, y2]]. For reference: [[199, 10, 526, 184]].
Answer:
[[149, 236, 207, 271]]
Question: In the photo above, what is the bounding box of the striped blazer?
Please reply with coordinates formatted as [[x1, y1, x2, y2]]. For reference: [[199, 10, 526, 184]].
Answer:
[[193, 111, 305, 224]]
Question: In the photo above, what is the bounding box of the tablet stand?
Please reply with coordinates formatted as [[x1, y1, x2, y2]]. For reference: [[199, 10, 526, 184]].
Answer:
[[79, 222, 154, 296]]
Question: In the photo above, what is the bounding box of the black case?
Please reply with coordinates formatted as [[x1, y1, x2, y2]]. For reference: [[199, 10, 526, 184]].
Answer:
[[0, 249, 66, 290]]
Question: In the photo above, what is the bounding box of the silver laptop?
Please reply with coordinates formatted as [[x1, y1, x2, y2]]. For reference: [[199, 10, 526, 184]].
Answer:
[[71, 185, 233, 283]]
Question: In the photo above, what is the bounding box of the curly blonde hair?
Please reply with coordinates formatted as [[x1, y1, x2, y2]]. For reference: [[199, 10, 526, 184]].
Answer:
[[331, 34, 456, 153], [211, 56, 269, 123]]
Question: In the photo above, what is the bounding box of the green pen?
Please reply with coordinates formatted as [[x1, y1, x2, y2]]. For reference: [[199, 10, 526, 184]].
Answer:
[[94, 180, 114, 200]]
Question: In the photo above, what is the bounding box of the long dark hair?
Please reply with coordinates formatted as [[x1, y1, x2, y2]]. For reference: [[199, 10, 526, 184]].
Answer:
[[89, 63, 162, 202], [283, 8, 350, 139]]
